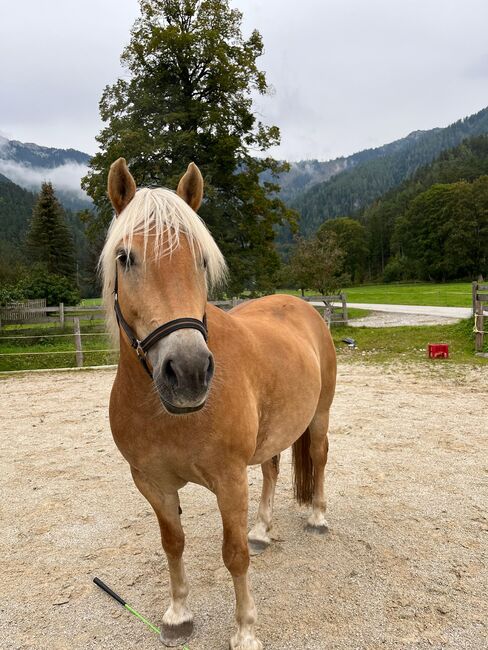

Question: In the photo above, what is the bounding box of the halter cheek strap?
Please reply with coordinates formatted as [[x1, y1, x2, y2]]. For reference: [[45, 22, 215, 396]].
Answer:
[[113, 271, 208, 379]]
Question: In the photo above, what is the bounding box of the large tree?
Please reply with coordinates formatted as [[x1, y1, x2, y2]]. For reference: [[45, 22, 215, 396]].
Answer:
[[317, 217, 369, 283], [392, 177, 488, 281], [288, 231, 347, 295], [26, 182, 76, 280], [82, 0, 295, 295]]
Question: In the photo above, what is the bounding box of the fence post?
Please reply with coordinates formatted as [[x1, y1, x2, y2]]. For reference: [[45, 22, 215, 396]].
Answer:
[[59, 303, 65, 328], [73, 317, 83, 367], [322, 302, 332, 326], [341, 292, 348, 325], [472, 281, 478, 316], [475, 299, 484, 353]]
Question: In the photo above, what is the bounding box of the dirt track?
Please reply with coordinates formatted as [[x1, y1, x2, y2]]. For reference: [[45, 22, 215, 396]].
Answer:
[[1, 363, 487, 650]]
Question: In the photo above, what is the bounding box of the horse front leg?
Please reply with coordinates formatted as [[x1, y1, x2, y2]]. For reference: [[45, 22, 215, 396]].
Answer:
[[130, 468, 193, 647], [217, 468, 262, 650], [248, 454, 280, 555]]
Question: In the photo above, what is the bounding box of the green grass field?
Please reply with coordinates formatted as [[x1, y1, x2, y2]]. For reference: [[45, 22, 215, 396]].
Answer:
[[0, 321, 117, 372], [0, 282, 483, 372], [283, 282, 473, 307], [332, 317, 487, 365], [1, 315, 485, 372], [84, 282, 473, 308]]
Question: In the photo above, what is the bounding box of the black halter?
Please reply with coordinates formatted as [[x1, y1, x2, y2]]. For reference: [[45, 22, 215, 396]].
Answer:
[[113, 271, 208, 379]]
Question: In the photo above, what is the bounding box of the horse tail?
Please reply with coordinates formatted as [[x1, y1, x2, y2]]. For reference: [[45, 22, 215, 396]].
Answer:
[[292, 427, 314, 505]]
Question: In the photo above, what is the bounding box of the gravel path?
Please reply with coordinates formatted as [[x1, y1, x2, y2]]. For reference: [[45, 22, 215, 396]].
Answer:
[[348, 311, 460, 328], [334, 304, 472, 319], [1, 364, 487, 649]]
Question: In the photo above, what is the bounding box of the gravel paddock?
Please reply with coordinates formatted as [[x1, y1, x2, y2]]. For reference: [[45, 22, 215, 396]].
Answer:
[[1, 363, 487, 649]]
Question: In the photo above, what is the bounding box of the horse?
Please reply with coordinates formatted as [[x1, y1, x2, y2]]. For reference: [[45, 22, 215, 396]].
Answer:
[[99, 157, 337, 649]]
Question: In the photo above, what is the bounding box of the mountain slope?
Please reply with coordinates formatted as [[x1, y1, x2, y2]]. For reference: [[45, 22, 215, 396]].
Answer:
[[273, 129, 440, 202], [362, 134, 488, 277], [0, 137, 90, 168], [0, 172, 37, 243], [291, 106, 488, 234], [0, 137, 92, 211]]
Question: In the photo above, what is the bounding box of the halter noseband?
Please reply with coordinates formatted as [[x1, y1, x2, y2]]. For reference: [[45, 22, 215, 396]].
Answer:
[[113, 271, 208, 379]]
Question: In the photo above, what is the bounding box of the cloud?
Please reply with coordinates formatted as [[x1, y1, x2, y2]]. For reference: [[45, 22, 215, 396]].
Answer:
[[0, 159, 89, 198]]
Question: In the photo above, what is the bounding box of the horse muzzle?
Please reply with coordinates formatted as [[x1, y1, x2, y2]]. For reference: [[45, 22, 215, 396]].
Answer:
[[151, 331, 214, 415]]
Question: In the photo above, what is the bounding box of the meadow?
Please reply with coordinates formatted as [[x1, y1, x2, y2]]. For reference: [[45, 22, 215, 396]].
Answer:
[[1, 281, 483, 372], [1, 313, 485, 372], [284, 281, 473, 307]]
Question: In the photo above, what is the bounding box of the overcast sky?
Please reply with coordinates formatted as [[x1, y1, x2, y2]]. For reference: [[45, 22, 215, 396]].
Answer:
[[1, 0, 487, 162]]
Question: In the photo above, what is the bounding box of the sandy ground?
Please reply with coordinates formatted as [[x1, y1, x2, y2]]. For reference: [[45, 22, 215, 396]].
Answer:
[[348, 312, 460, 328], [1, 363, 487, 650]]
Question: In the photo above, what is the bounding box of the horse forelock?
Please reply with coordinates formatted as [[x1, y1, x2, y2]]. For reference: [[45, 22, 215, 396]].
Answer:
[[99, 187, 227, 345]]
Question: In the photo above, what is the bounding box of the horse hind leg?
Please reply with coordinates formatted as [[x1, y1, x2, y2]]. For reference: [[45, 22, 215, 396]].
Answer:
[[292, 410, 330, 534], [248, 455, 280, 555], [306, 409, 330, 533]]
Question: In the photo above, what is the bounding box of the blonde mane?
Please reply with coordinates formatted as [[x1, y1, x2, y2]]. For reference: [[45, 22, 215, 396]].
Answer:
[[99, 187, 227, 342]]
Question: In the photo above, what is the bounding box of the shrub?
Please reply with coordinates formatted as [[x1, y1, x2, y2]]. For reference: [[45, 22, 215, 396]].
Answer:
[[20, 271, 80, 306]]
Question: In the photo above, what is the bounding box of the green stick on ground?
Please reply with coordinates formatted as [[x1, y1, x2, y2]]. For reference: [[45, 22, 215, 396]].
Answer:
[[93, 577, 161, 634], [93, 576, 190, 648]]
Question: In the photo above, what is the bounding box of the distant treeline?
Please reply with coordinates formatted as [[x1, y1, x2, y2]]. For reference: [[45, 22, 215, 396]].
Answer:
[[283, 135, 488, 288], [363, 135, 488, 281]]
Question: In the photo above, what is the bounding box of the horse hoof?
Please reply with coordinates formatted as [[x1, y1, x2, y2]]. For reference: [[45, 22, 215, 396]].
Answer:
[[248, 538, 270, 556], [160, 619, 194, 647], [305, 523, 329, 535], [229, 636, 263, 649]]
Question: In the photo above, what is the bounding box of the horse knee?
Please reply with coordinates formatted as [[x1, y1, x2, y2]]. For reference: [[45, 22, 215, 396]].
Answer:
[[223, 536, 250, 576], [159, 521, 185, 559]]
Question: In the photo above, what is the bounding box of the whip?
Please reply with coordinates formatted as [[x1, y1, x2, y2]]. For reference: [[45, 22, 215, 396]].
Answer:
[[93, 576, 190, 648]]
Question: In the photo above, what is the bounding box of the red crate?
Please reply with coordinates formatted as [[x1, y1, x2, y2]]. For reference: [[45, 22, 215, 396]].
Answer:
[[428, 343, 449, 359]]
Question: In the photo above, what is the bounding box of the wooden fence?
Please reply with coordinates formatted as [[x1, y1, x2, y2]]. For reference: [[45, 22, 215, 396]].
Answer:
[[0, 295, 348, 371], [472, 281, 488, 353], [303, 293, 348, 325], [0, 298, 46, 324], [0, 303, 104, 328]]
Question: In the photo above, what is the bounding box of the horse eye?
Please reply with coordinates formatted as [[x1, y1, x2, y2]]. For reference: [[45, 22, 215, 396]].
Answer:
[[117, 250, 134, 268], [202, 257, 208, 270]]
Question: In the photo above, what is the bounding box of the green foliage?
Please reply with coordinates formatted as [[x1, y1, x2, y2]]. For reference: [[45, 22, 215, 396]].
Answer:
[[26, 182, 77, 280], [82, 0, 296, 295], [287, 231, 348, 295], [0, 173, 37, 243], [20, 269, 80, 306], [0, 282, 25, 306], [362, 135, 488, 278], [391, 177, 488, 281], [317, 217, 368, 282]]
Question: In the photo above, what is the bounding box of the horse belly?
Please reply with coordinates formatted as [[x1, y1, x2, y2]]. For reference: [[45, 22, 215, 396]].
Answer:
[[249, 377, 321, 465]]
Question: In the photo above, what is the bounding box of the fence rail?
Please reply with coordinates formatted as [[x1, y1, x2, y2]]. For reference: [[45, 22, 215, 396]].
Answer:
[[0, 294, 348, 372]]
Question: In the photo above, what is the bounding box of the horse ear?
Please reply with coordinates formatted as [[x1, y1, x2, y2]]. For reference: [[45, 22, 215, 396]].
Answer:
[[177, 162, 204, 211], [107, 158, 137, 216]]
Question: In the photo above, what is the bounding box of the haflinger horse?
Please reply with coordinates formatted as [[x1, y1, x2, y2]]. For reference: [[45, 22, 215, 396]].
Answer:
[[100, 158, 337, 650]]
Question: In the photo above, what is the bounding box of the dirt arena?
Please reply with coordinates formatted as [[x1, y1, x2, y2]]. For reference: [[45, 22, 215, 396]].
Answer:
[[1, 362, 487, 649]]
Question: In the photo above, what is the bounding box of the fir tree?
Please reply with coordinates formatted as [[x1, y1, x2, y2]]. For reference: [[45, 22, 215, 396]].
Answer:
[[26, 182, 76, 280], [82, 0, 296, 295]]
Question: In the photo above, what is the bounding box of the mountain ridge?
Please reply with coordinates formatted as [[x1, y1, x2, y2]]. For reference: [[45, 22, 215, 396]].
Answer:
[[288, 106, 488, 234]]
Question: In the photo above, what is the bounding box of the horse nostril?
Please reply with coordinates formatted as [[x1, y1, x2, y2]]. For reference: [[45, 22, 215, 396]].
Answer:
[[205, 354, 215, 385], [163, 359, 179, 389]]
